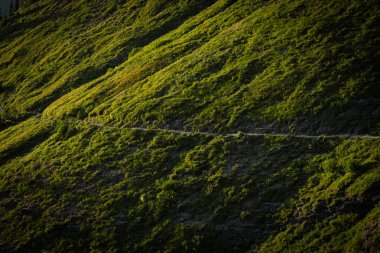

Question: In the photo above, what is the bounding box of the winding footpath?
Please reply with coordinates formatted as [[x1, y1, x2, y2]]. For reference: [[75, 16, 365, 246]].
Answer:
[[29, 112, 380, 139]]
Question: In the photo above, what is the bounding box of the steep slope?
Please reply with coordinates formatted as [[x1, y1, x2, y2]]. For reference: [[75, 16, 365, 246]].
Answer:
[[2, 0, 379, 134], [0, 0, 379, 252]]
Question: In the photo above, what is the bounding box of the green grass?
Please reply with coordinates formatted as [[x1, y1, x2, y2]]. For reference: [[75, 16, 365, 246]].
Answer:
[[1, 116, 379, 252], [0, 0, 379, 252]]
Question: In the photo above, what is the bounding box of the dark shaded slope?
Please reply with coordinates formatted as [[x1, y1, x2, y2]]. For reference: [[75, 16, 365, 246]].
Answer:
[[1, 116, 379, 252]]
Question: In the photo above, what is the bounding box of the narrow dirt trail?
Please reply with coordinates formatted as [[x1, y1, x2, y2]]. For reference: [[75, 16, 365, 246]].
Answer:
[[29, 112, 380, 139]]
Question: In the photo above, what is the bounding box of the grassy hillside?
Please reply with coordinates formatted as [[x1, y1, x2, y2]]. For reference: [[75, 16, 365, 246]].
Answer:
[[0, 0, 379, 252]]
